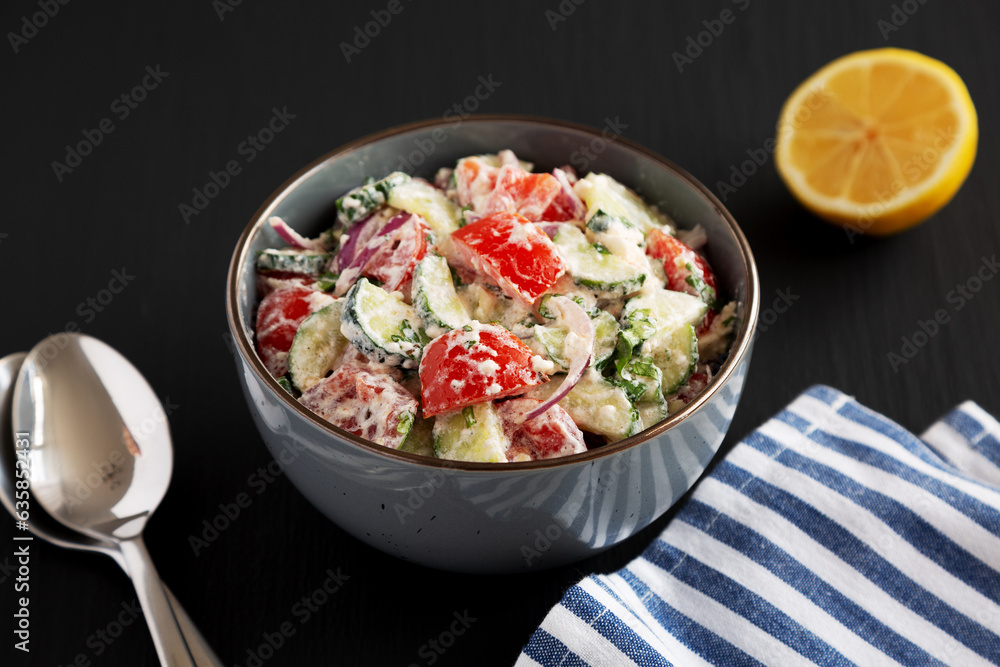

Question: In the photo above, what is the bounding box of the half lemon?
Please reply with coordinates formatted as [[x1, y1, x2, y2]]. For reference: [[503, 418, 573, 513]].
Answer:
[[775, 48, 978, 236]]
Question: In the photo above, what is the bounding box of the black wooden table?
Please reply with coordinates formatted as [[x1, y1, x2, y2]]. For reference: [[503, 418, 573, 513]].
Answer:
[[3, 1, 998, 665]]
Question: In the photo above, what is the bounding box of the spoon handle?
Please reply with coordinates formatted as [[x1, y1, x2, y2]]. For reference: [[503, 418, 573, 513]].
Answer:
[[119, 536, 197, 666], [106, 549, 222, 666], [163, 584, 225, 666]]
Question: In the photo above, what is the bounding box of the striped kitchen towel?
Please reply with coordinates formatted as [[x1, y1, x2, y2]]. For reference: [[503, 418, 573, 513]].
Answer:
[[517, 385, 1000, 666]]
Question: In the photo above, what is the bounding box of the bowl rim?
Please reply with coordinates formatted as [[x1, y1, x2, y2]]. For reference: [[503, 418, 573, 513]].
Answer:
[[226, 113, 760, 472]]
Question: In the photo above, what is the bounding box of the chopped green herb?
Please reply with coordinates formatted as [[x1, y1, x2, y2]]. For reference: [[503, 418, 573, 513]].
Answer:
[[316, 271, 340, 292], [462, 406, 476, 428], [397, 411, 414, 434]]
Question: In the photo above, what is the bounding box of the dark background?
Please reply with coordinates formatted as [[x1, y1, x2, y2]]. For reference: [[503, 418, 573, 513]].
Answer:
[[2, 1, 998, 665]]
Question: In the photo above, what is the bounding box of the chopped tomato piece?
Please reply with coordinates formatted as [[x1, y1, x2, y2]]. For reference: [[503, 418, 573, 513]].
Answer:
[[480, 165, 562, 221], [334, 213, 429, 297], [540, 168, 586, 222], [454, 156, 499, 208], [361, 213, 429, 294], [255, 286, 333, 377], [255, 271, 316, 300], [496, 398, 586, 461], [672, 372, 709, 404], [419, 323, 548, 417], [452, 212, 566, 303], [646, 228, 718, 308], [299, 365, 417, 449]]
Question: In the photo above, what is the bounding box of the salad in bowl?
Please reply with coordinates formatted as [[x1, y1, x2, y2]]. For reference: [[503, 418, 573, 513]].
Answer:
[[253, 150, 737, 464]]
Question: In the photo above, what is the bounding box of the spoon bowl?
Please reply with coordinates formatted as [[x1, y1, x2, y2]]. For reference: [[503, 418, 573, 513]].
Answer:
[[11, 335, 197, 666], [0, 352, 113, 555], [0, 351, 221, 666], [14, 335, 172, 540]]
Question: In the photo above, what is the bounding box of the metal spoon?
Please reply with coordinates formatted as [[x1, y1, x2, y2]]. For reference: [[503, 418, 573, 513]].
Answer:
[[11, 335, 203, 666], [0, 352, 221, 666]]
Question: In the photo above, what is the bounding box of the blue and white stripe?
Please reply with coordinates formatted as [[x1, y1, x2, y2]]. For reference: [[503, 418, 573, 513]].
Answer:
[[518, 386, 1000, 666]]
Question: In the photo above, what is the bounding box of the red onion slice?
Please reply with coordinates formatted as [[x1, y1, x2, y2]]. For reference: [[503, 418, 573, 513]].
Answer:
[[333, 213, 415, 296], [552, 168, 587, 220], [556, 165, 578, 182], [434, 168, 453, 190], [268, 216, 326, 251], [523, 296, 595, 422], [533, 222, 565, 239], [333, 212, 375, 271]]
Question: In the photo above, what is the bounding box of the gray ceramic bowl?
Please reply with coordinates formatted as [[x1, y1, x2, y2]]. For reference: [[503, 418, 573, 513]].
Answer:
[[226, 115, 759, 573]]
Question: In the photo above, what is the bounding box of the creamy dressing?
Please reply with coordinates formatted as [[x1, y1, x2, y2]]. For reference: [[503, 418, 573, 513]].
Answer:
[[531, 355, 556, 375], [478, 359, 501, 375], [258, 150, 736, 461]]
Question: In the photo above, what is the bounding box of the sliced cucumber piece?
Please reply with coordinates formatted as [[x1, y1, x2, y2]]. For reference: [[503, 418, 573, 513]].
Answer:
[[256, 248, 332, 276], [575, 173, 671, 234], [617, 290, 705, 374], [335, 172, 410, 226], [341, 278, 425, 368], [398, 414, 435, 457], [456, 283, 536, 336], [585, 211, 649, 269], [585, 210, 645, 248], [532, 309, 616, 371], [288, 301, 350, 392], [585, 209, 633, 233], [622, 290, 707, 338], [537, 292, 594, 320], [532, 323, 570, 369], [592, 310, 619, 367], [412, 254, 471, 338], [433, 402, 509, 463], [553, 224, 645, 296], [617, 356, 668, 431], [528, 367, 640, 442], [642, 323, 699, 395], [276, 375, 296, 395], [387, 179, 462, 236]]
